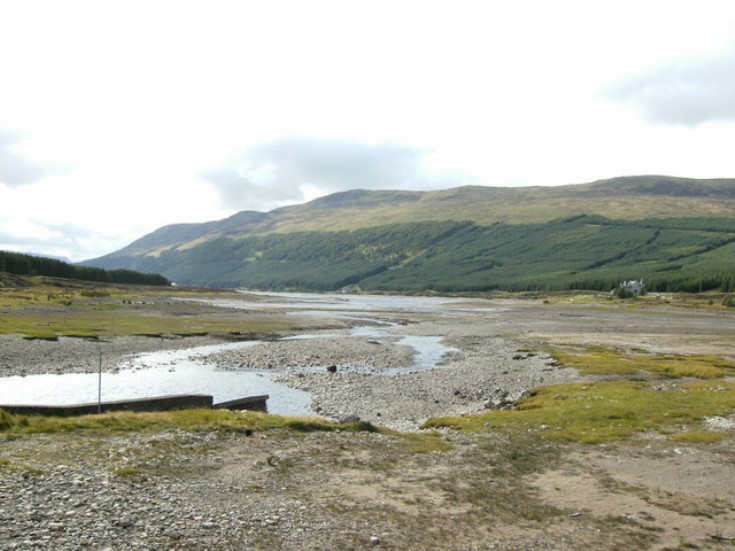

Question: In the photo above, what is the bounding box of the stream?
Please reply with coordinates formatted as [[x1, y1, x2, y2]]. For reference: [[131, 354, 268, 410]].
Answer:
[[0, 293, 462, 415]]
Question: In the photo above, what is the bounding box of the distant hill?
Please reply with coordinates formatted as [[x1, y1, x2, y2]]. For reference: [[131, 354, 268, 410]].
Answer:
[[82, 176, 735, 293]]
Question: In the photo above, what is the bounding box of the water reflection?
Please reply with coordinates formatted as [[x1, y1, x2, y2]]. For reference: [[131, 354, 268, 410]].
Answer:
[[0, 342, 313, 415], [0, 293, 459, 414]]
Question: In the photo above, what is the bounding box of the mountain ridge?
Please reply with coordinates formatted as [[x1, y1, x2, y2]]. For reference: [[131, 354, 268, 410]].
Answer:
[[96, 175, 735, 260], [81, 175, 735, 293]]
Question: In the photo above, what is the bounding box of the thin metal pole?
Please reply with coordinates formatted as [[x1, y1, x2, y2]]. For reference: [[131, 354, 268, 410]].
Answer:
[[98, 350, 102, 414]]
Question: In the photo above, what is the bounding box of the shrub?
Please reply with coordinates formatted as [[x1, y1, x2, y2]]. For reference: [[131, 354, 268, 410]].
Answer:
[[613, 286, 636, 299], [0, 409, 15, 430]]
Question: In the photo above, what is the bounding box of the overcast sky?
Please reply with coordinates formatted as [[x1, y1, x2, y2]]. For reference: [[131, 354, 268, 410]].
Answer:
[[2, 1, 735, 261]]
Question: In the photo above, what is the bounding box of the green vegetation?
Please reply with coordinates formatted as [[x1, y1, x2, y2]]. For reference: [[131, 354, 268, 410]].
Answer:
[[550, 346, 735, 379], [399, 431, 455, 453], [82, 175, 735, 293], [94, 215, 735, 293], [423, 380, 735, 443], [94, 176, 735, 260], [0, 408, 380, 436], [0, 306, 289, 340], [0, 277, 292, 338], [424, 346, 735, 444], [671, 429, 728, 444], [0, 250, 170, 286], [0, 408, 14, 430]]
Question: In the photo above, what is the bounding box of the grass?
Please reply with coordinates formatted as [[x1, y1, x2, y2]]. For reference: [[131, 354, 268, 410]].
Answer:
[[670, 429, 729, 444], [0, 408, 381, 436], [0, 278, 294, 338], [550, 345, 735, 379], [0, 408, 14, 430], [112, 466, 147, 480], [399, 431, 455, 453], [423, 380, 735, 443]]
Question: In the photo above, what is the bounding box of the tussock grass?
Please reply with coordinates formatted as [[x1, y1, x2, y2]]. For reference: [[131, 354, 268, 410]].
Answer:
[[424, 381, 735, 443], [112, 466, 146, 480], [0, 409, 380, 436], [671, 429, 729, 444], [551, 346, 735, 379], [0, 408, 15, 430], [400, 431, 455, 453]]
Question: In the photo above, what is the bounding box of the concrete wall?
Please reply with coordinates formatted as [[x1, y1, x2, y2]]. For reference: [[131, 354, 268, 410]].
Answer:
[[1, 393, 272, 416], [0, 394, 214, 416], [212, 395, 269, 413]]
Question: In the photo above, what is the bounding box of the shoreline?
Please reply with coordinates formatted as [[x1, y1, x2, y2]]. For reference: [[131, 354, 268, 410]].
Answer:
[[0, 334, 225, 377], [2, 295, 735, 549], [2, 296, 734, 430], [0, 319, 584, 430]]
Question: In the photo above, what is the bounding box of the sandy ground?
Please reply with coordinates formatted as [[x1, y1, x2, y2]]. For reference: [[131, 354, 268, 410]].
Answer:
[[2, 295, 735, 549]]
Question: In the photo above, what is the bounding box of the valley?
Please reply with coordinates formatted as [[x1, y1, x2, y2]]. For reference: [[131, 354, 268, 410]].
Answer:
[[1, 281, 734, 549]]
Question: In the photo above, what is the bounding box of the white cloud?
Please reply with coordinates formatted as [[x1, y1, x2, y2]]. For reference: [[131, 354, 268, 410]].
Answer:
[[608, 51, 735, 126], [1, 1, 735, 261], [0, 130, 48, 187], [203, 138, 448, 211]]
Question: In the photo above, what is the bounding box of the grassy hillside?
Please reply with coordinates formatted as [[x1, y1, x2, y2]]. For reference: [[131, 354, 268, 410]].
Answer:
[[95, 176, 735, 260], [89, 216, 735, 293], [81, 176, 735, 292]]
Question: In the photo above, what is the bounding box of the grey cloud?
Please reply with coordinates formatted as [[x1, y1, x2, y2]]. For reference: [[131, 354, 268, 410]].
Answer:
[[203, 138, 436, 211], [608, 51, 735, 126], [0, 129, 47, 186], [0, 223, 91, 261]]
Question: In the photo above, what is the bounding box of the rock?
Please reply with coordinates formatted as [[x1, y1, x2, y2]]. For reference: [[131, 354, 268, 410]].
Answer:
[[514, 389, 532, 401], [117, 518, 134, 529]]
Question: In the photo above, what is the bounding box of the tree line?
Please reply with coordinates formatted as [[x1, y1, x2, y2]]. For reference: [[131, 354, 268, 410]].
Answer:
[[80, 216, 735, 293], [0, 251, 170, 286]]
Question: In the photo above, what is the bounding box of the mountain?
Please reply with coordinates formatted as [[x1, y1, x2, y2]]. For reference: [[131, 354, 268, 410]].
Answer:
[[82, 176, 735, 293]]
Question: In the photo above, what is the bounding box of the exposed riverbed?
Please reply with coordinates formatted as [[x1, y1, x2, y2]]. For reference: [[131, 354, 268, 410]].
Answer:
[[3, 291, 734, 429], [0, 294, 484, 422]]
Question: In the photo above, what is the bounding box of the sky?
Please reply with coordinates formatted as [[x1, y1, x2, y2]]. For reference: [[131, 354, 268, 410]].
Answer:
[[2, 1, 735, 262]]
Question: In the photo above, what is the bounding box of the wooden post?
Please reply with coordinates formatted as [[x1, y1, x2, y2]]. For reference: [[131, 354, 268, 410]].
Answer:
[[97, 351, 102, 414]]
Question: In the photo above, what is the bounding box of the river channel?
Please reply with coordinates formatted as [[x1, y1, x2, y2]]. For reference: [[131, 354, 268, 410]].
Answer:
[[0, 293, 463, 415]]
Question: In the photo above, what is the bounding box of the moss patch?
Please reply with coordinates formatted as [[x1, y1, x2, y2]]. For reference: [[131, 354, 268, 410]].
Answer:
[[0, 409, 382, 436], [551, 345, 735, 379], [424, 380, 735, 443]]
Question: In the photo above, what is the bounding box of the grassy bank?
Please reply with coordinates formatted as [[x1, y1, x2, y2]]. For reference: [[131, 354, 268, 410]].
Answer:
[[425, 346, 735, 444], [0, 408, 382, 436], [0, 276, 294, 339]]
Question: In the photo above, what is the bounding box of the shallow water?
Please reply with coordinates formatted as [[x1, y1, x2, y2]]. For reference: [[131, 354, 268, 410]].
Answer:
[[0, 293, 459, 414], [0, 342, 313, 415]]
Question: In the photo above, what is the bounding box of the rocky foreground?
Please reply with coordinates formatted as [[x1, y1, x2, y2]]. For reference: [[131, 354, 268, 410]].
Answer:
[[2, 297, 735, 549]]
